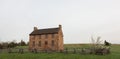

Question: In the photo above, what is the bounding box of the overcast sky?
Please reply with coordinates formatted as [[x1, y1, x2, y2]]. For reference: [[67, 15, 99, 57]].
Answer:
[[0, 0, 120, 44]]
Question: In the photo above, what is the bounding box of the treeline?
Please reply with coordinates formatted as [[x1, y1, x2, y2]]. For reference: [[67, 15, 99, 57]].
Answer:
[[0, 40, 28, 49]]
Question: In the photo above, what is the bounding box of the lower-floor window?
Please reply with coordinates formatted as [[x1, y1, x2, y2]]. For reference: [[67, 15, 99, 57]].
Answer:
[[38, 41, 41, 47], [32, 41, 35, 47], [45, 41, 48, 45]]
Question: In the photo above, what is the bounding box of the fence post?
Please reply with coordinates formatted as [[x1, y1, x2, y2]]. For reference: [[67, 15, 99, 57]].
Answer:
[[81, 48, 86, 54], [45, 49, 47, 53], [73, 48, 76, 54], [65, 48, 68, 54], [34, 48, 37, 53], [19, 48, 24, 54], [8, 48, 12, 53]]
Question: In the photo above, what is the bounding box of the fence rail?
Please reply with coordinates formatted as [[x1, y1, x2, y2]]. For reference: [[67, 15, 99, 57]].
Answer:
[[0, 47, 110, 55]]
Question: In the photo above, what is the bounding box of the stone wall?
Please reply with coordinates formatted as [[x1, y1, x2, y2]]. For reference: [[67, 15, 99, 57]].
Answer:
[[29, 33, 63, 51]]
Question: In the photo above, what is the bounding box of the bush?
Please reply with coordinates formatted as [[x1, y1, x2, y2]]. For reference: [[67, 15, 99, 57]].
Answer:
[[19, 40, 26, 46], [0, 43, 3, 49], [8, 42, 17, 48], [89, 36, 111, 55], [0, 40, 18, 49], [104, 40, 111, 46]]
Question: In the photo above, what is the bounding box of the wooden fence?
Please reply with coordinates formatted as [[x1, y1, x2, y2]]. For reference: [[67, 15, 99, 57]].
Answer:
[[0, 47, 110, 55]]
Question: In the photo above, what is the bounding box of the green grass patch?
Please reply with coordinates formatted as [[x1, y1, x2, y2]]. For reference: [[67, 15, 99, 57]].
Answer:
[[0, 44, 120, 59]]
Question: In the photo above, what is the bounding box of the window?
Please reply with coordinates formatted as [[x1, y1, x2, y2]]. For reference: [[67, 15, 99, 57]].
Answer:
[[38, 41, 41, 47], [34, 35, 37, 40], [45, 41, 48, 45], [32, 35, 35, 40], [39, 35, 41, 39], [45, 34, 48, 39], [51, 40, 54, 46], [52, 34, 54, 38], [32, 41, 35, 47]]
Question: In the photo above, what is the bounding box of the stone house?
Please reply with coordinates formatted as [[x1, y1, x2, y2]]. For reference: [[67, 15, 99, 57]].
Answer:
[[29, 25, 64, 51]]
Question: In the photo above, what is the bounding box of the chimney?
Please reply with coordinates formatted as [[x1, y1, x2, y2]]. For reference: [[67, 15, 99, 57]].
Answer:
[[34, 27, 38, 31], [59, 24, 62, 29]]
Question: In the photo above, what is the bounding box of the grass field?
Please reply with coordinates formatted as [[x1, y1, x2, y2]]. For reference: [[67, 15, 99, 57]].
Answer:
[[0, 44, 120, 59]]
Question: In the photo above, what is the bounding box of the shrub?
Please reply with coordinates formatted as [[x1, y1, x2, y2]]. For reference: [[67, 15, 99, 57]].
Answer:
[[104, 40, 111, 46]]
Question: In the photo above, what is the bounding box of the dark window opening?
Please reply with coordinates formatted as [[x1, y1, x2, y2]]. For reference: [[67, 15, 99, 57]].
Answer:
[[45, 34, 48, 39], [34, 35, 37, 40], [52, 34, 54, 38], [32, 41, 35, 47], [38, 41, 41, 47], [39, 35, 41, 39], [32, 35, 35, 40], [45, 41, 48, 45], [51, 40, 54, 46]]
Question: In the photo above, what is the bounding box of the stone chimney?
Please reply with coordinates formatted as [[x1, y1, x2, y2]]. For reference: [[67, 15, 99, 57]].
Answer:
[[59, 24, 62, 29], [34, 27, 38, 31]]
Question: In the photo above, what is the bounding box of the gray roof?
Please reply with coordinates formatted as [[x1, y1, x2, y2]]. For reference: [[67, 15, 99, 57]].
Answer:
[[30, 28, 59, 35]]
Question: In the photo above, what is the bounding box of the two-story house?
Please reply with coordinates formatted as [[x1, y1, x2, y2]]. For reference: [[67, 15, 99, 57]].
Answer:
[[29, 25, 64, 51]]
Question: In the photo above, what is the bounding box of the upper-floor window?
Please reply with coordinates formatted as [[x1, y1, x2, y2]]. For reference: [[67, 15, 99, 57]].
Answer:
[[51, 40, 54, 46], [38, 41, 41, 47], [39, 35, 41, 39], [32, 35, 35, 40], [32, 41, 35, 47], [52, 34, 54, 38], [45, 34, 48, 39]]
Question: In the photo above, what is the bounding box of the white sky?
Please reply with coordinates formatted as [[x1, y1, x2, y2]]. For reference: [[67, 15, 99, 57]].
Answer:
[[0, 0, 120, 44]]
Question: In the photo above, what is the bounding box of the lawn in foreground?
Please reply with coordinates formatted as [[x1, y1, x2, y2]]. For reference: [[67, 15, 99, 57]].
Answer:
[[0, 44, 120, 59], [0, 52, 120, 59]]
